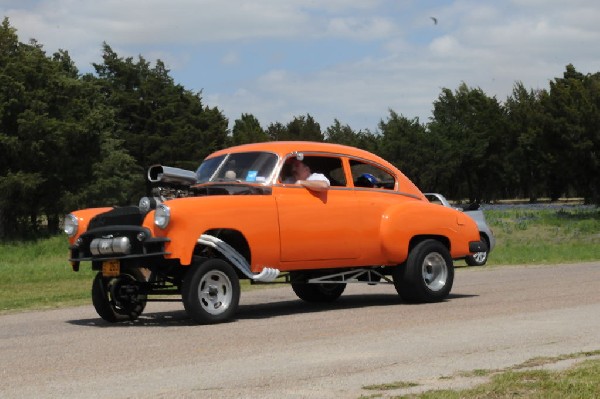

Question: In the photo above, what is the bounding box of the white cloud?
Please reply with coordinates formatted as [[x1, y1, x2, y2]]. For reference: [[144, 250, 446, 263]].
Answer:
[[221, 51, 240, 66], [429, 35, 462, 56], [326, 16, 396, 40], [212, 2, 600, 129], [3, 0, 393, 73], [2, 0, 600, 131]]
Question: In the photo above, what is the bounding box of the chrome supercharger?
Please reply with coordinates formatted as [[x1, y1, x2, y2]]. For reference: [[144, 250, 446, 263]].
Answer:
[[139, 165, 198, 212]]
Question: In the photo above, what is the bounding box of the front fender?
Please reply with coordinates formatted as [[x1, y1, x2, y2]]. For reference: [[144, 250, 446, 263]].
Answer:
[[143, 196, 280, 267], [380, 201, 480, 262], [68, 207, 113, 245]]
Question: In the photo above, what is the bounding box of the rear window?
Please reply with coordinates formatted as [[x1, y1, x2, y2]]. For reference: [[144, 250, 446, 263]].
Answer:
[[349, 160, 396, 189]]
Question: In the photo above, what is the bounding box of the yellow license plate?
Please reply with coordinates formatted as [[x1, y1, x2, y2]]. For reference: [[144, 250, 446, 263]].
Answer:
[[102, 260, 120, 277]]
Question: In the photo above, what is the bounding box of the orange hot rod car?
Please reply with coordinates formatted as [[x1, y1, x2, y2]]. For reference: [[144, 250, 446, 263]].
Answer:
[[65, 141, 485, 324]]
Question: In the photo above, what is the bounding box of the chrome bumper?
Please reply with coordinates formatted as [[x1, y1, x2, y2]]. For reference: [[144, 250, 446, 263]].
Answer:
[[90, 237, 131, 256]]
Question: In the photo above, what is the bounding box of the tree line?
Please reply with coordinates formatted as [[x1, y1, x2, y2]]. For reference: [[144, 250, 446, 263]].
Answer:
[[1, 18, 598, 238]]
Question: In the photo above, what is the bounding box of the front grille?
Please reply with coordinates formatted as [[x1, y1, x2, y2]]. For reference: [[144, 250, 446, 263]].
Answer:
[[88, 206, 145, 230], [69, 206, 171, 262]]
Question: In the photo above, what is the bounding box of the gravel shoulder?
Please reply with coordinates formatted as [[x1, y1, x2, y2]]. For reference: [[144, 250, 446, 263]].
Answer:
[[1, 262, 600, 398]]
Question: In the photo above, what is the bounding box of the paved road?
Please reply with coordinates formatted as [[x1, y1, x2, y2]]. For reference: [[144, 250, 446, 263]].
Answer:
[[1, 262, 600, 399]]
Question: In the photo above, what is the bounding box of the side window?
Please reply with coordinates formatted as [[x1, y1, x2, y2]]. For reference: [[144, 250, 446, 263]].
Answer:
[[280, 155, 347, 187], [350, 160, 396, 189]]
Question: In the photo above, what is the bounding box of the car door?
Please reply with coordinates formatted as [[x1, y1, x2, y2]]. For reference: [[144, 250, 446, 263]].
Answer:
[[274, 154, 360, 262]]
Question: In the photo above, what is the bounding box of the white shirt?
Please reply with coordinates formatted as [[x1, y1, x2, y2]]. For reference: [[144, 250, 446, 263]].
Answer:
[[306, 173, 330, 184], [283, 173, 330, 184]]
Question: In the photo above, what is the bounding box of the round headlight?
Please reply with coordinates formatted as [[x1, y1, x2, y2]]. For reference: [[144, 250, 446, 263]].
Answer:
[[64, 214, 79, 237], [154, 204, 171, 229]]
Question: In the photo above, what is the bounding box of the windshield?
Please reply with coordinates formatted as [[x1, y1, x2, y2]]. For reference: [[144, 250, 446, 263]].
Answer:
[[195, 152, 279, 184]]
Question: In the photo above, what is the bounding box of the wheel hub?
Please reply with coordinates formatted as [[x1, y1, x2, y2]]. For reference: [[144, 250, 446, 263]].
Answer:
[[422, 252, 448, 291], [207, 285, 219, 297], [198, 270, 233, 315], [108, 276, 141, 309]]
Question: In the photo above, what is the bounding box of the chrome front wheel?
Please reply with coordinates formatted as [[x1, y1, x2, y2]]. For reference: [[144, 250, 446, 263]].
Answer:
[[182, 258, 240, 324], [197, 269, 235, 316]]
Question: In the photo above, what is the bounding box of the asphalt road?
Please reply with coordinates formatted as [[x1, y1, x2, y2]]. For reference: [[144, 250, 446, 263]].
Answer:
[[1, 262, 600, 399]]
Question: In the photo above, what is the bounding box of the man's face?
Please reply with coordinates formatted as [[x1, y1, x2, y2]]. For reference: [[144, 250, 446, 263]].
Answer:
[[291, 160, 310, 180]]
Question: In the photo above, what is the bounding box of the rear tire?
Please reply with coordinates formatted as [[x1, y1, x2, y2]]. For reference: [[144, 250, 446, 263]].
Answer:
[[393, 239, 454, 303], [91, 269, 147, 323], [291, 274, 346, 303], [182, 258, 240, 324]]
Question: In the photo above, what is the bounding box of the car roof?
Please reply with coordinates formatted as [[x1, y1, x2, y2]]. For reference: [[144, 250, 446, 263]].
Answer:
[[207, 141, 426, 199], [208, 141, 395, 169]]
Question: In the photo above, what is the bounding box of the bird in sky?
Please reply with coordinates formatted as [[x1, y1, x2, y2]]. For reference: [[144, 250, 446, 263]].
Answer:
[[430, 16, 438, 25]]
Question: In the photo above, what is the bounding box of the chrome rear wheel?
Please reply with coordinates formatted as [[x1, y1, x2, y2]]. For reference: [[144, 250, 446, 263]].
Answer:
[[393, 239, 454, 303]]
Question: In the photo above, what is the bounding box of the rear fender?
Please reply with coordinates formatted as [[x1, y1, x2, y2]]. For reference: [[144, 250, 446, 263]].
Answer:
[[380, 201, 479, 262]]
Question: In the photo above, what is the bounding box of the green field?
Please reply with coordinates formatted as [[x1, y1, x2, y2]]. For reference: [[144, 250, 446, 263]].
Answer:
[[0, 236, 96, 312], [481, 205, 600, 265], [0, 205, 598, 313]]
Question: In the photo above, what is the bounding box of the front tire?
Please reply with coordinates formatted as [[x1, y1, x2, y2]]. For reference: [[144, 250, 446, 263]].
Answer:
[[393, 239, 454, 303], [182, 258, 240, 324], [91, 269, 147, 323]]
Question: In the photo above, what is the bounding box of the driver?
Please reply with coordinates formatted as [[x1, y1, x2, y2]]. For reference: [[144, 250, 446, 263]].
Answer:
[[286, 158, 330, 192]]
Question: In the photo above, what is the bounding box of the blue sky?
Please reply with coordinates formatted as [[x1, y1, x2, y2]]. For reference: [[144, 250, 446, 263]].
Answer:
[[2, 0, 600, 131]]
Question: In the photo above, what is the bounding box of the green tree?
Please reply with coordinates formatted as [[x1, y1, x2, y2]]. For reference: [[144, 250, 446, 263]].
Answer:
[[325, 119, 359, 145], [84, 132, 140, 207], [266, 121, 287, 141], [428, 83, 507, 202], [231, 113, 268, 145], [377, 111, 427, 187], [504, 82, 548, 201], [93, 43, 229, 176], [0, 19, 135, 237], [541, 64, 600, 203], [354, 130, 381, 154], [324, 120, 381, 155], [2, 21, 75, 234], [287, 114, 323, 141], [266, 114, 323, 141]]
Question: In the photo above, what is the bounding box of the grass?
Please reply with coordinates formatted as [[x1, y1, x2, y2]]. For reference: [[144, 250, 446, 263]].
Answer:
[[362, 351, 600, 399], [0, 236, 96, 313], [478, 205, 600, 265], [364, 382, 420, 391], [0, 206, 598, 313]]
